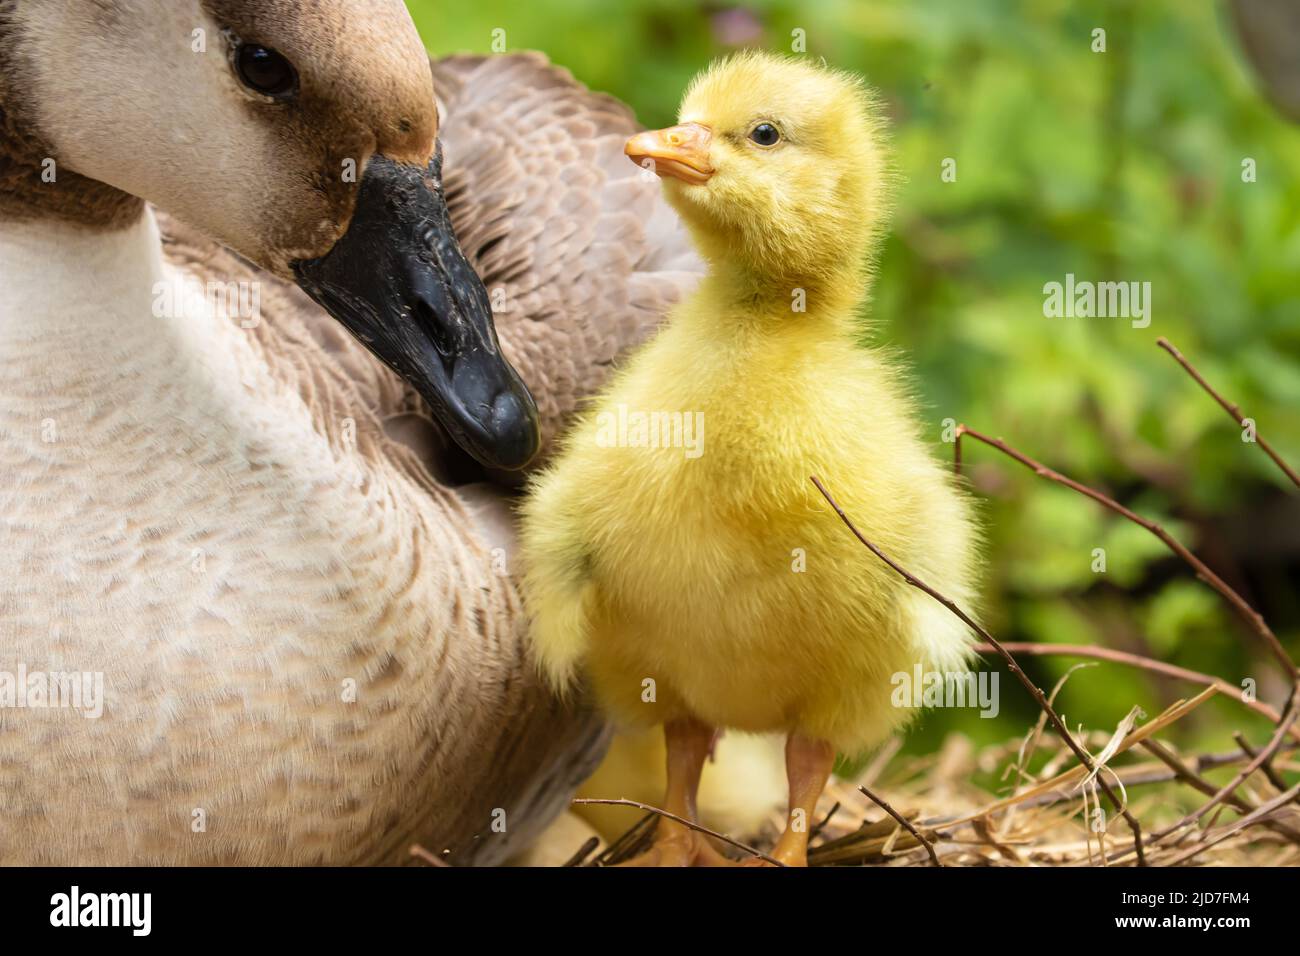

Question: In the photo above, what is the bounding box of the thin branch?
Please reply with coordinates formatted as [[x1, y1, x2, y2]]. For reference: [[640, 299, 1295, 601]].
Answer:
[[955, 424, 1298, 679], [976, 642, 1300, 741], [998, 738, 1294, 806], [561, 836, 601, 868], [1176, 689, 1300, 828], [858, 783, 943, 866], [1140, 738, 1300, 844], [1234, 731, 1290, 792], [1157, 336, 1300, 489], [592, 812, 658, 866], [572, 797, 783, 866], [1169, 688, 1298, 830], [1163, 779, 1300, 867], [809, 808, 939, 865], [1110, 687, 1300, 864], [810, 474, 1147, 865], [997, 664, 1090, 840], [809, 801, 842, 841]]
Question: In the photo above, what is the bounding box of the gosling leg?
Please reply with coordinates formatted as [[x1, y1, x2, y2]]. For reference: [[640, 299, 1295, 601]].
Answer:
[[759, 733, 835, 867], [615, 717, 734, 867]]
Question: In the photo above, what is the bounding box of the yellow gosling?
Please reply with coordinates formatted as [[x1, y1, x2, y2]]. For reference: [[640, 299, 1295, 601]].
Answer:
[[521, 51, 980, 867]]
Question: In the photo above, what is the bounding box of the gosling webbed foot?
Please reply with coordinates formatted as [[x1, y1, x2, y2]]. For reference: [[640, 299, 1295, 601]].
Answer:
[[614, 821, 738, 867]]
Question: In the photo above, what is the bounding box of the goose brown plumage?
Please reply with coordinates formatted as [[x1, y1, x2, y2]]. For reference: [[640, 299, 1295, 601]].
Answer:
[[0, 0, 699, 865]]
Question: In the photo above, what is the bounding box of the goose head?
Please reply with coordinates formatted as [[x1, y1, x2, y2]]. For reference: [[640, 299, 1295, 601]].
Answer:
[[4, 0, 540, 470]]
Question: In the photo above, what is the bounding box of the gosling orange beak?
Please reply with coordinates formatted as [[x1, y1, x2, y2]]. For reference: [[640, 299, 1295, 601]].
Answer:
[[624, 123, 714, 185]]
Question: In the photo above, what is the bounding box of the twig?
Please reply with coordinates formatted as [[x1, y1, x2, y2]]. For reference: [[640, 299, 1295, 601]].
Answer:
[[1157, 336, 1300, 489], [962, 742, 1300, 814], [970, 815, 1024, 863], [954, 424, 1298, 679], [949, 689, 1214, 830], [809, 801, 842, 841], [1023, 745, 1299, 808], [998, 664, 1091, 839], [409, 844, 450, 867], [1171, 689, 1298, 829], [593, 812, 657, 866], [858, 784, 943, 866], [1140, 739, 1300, 843], [975, 642, 1300, 741], [572, 797, 783, 866], [1234, 731, 1290, 792], [1110, 687, 1300, 863], [809, 810, 934, 865], [561, 836, 601, 868], [1178, 689, 1300, 826], [810, 474, 1148, 865], [1163, 779, 1300, 867]]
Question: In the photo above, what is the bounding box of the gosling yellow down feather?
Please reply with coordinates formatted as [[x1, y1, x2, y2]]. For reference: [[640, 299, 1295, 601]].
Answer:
[[520, 51, 979, 866]]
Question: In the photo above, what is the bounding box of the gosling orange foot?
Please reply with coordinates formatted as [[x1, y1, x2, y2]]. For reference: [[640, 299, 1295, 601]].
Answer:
[[615, 821, 737, 867], [740, 845, 807, 867], [739, 733, 835, 868], [613, 717, 741, 866]]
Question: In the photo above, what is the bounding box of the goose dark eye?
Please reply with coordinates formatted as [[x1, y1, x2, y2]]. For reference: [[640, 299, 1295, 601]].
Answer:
[[749, 123, 780, 147], [235, 43, 298, 98]]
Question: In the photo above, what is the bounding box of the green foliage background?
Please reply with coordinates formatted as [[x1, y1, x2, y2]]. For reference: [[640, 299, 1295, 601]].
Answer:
[[408, 1, 1300, 759]]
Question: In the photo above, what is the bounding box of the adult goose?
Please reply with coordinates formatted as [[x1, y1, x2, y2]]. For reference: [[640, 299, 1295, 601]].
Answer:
[[0, 0, 698, 865]]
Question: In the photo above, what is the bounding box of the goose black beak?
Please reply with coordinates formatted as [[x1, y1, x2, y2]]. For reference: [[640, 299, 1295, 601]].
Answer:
[[292, 149, 540, 471]]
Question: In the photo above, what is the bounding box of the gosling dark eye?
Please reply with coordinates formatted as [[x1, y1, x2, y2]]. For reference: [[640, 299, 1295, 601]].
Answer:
[[749, 123, 780, 147], [235, 43, 298, 98]]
